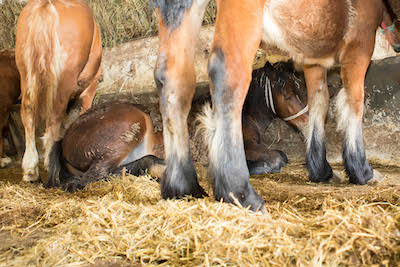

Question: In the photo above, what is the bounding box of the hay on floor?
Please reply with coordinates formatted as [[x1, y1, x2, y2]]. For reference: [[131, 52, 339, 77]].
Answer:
[[1, 164, 400, 266]]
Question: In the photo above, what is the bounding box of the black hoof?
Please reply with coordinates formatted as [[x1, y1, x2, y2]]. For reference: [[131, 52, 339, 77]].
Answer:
[[161, 159, 207, 199], [344, 154, 373, 185], [62, 177, 87, 192], [307, 162, 333, 183], [278, 150, 289, 165], [216, 182, 265, 212], [306, 133, 332, 183], [343, 138, 374, 185], [247, 160, 281, 175], [45, 178, 60, 188], [393, 44, 400, 53], [246, 150, 288, 175]]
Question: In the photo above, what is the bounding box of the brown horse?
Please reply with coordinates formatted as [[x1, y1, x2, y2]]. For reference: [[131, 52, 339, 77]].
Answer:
[[46, 60, 309, 190], [0, 49, 21, 168], [15, 0, 102, 182], [153, 0, 400, 211]]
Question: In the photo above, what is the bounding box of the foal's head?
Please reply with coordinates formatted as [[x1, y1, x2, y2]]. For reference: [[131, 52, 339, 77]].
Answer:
[[264, 62, 309, 135]]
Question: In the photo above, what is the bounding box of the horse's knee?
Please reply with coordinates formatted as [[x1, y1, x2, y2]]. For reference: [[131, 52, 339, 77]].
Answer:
[[155, 55, 194, 115], [154, 55, 167, 92], [208, 47, 250, 109]]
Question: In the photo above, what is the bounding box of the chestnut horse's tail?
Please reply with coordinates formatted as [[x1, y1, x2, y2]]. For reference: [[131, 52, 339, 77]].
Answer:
[[46, 140, 71, 188], [23, 0, 64, 122]]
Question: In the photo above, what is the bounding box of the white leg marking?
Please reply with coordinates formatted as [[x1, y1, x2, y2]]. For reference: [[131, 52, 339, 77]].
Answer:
[[22, 139, 39, 182], [196, 103, 243, 167], [335, 88, 361, 153], [41, 131, 54, 169], [306, 87, 328, 150]]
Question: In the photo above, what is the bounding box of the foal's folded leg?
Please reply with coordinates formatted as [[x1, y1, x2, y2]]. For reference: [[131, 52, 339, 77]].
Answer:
[[62, 161, 114, 192], [114, 155, 166, 179]]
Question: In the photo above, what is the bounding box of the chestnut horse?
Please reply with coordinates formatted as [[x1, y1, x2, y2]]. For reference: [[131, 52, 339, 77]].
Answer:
[[15, 0, 102, 182], [45, 60, 309, 190], [0, 49, 20, 168], [153, 0, 400, 211]]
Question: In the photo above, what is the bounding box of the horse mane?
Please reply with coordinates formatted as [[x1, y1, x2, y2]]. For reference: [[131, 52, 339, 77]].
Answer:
[[22, 0, 65, 122], [150, 0, 194, 30]]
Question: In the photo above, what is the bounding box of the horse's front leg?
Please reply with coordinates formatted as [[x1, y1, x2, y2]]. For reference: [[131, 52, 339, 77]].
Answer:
[[304, 64, 332, 182], [154, 0, 209, 199], [203, 0, 265, 212]]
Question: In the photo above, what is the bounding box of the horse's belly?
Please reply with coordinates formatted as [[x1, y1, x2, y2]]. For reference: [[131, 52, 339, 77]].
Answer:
[[262, 0, 349, 63]]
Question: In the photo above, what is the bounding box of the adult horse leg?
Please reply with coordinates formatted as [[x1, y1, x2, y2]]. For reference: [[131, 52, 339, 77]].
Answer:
[[61, 68, 101, 131], [78, 22, 102, 114], [204, 0, 265, 211], [154, 0, 209, 199], [42, 74, 77, 169], [304, 64, 332, 183], [337, 43, 376, 184], [20, 89, 39, 181], [79, 69, 100, 113]]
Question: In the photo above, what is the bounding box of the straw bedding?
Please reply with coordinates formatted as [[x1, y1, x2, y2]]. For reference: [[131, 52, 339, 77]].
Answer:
[[0, 163, 399, 266], [0, 0, 217, 49]]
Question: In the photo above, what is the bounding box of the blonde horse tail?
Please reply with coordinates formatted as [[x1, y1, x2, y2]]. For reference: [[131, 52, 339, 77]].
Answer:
[[23, 0, 63, 123]]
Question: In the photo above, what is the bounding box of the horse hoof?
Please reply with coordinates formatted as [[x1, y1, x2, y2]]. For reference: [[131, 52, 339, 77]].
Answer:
[[63, 182, 83, 192], [0, 157, 12, 168], [368, 170, 385, 185], [22, 173, 40, 182], [161, 161, 207, 199], [277, 150, 289, 166], [247, 150, 288, 175]]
